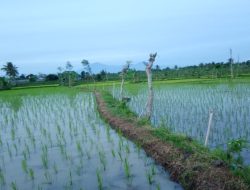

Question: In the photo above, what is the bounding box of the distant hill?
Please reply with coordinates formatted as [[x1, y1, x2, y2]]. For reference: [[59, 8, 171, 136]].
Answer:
[[90, 62, 146, 73]]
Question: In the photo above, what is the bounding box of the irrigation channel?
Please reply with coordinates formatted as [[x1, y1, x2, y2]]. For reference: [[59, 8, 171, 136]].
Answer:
[[0, 92, 182, 190]]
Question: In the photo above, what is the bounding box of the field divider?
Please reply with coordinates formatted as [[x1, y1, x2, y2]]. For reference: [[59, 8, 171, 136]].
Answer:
[[94, 91, 249, 190]]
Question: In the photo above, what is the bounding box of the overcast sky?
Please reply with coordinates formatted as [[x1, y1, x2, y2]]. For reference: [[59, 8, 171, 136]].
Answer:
[[0, 0, 250, 74]]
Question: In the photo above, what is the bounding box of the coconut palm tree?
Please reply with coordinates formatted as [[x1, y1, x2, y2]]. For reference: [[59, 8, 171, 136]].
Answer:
[[1, 62, 19, 84]]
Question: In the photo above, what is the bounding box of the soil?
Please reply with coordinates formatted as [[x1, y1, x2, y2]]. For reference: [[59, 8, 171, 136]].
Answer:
[[94, 92, 249, 190]]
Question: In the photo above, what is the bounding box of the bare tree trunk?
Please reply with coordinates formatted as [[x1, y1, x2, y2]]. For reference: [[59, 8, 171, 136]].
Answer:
[[145, 67, 153, 119], [144, 53, 157, 120]]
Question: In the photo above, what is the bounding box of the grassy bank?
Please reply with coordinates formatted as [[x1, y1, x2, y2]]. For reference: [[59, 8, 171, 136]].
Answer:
[[98, 90, 250, 189]]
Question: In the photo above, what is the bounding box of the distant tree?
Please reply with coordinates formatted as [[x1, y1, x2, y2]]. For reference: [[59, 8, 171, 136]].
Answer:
[[199, 63, 204, 67], [26, 74, 37, 82], [229, 49, 234, 78], [66, 61, 73, 87], [46, 74, 59, 81], [81, 71, 86, 80], [95, 74, 102, 81], [1, 62, 19, 84], [131, 69, 137, 83], [81, 59, 95, 83], [119, 61, 131, 100], [100, 70, 107, 81], [155, 65, 161, 71], [174, 65, 178, 70], [0, 77, 11, 90], [154, 64, 161, 80], [57, 66, 64, 85], [19, 74, 26, 80]]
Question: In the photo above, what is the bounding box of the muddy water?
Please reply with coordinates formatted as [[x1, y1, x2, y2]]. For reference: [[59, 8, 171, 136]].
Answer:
[[0, 93, 182, 190]]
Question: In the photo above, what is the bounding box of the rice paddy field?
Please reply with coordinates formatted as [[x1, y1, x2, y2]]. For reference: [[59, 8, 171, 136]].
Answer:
[[0, 87, 182, 190], [110, 79, 250, 164]]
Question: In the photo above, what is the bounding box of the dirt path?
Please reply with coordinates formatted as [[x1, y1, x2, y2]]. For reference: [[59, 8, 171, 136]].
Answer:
[[94, 92, 248, 190]]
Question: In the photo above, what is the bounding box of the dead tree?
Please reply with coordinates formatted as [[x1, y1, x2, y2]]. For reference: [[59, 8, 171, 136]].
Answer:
[[144, 53, 157, 120], [119, 61, 131, 100]]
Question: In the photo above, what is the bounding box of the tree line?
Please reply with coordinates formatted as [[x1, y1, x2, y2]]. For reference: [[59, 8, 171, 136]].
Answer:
[[1, 58, 250, 90]]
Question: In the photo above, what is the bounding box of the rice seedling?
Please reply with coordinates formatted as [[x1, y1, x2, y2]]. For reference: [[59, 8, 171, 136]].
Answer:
[[117, 150, 123, 161], [11, 128, 15, 141], [0, 156, 5, 171], [0, 135, 2, 147], [69, 170, 73, 186], [24, 143, 31, 158], [73, 126, 78, 137], [10, 181, 18, 190], [118, 139, 123, 152], [75, 165, 83, 176], [47, 132, 53, 148], [146, 170, 154, 185], [123, 158, 131, 179], [96, 168, 103, 190], [106, 126, 111, 142], [85, 149, 91, 159], [57, 125, 62, 136], [99, 151, 107, 171], [111, 149, 116, 158], [21, 159, 28, 174], [76, 141, 83, 157], [41, 128, 47, 138], [125, 144, 130, 154], [44, 171, 52, 184], [31, 136, 36, 150], [53, 162, 58, 174], [82, 127, 87, 139], [0, 170, 6, 186], [156, 183, 161, 190], [29, 168, 35, 180], [135, 142, 142, 157], [151, 165, 156, 176], [41, 152, 49, 169], [58, 142, 68, 159], [7, 142, 12, 158], [37, 185, 43, 190], [25, 126, 32, 139], [13, 143, 18, 156]]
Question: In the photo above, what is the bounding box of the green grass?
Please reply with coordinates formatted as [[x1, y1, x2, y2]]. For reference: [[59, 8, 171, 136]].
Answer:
[[152, 127, 208, 154], [101, 91, 137, 119]]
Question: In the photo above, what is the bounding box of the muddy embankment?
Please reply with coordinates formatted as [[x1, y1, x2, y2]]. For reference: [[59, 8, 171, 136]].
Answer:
[[94, 92, 249, 190]]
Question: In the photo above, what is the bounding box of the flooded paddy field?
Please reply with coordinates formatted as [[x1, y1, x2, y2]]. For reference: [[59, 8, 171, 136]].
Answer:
[[0, 88, 182, 190], [111, 82, 250, 164]]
